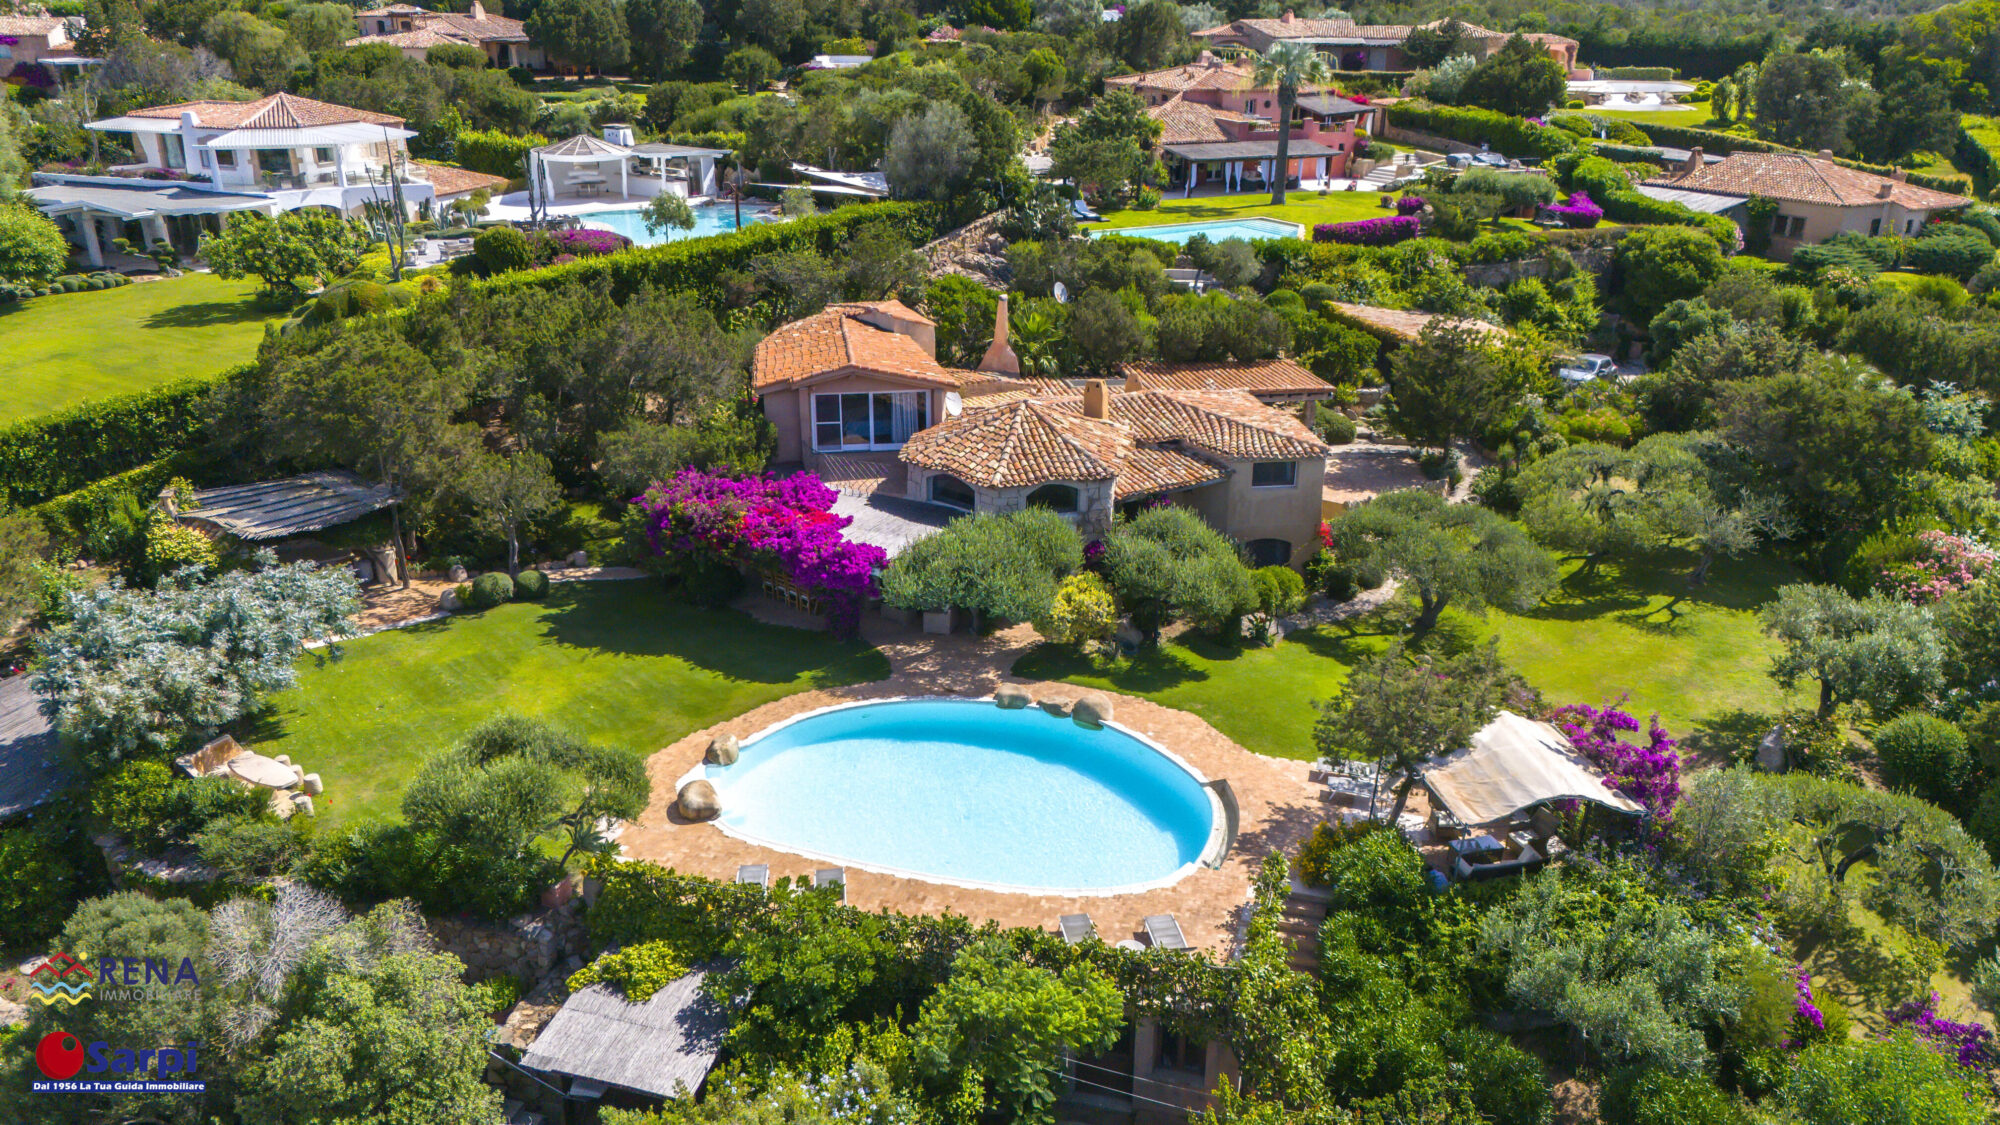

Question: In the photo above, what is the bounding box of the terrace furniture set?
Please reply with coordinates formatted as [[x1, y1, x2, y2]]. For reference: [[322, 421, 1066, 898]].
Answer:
[[1053, 912, 1187, 951], [733, 863, 846, 903]]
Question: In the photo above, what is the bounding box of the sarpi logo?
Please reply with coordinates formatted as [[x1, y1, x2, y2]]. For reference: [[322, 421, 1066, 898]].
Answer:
[[26, 954, 93, 1007], [36, 1032, 201, 1080]]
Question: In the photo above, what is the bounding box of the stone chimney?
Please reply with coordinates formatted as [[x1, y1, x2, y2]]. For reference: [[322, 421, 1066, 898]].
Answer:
[[1197, 49, 1216, 65], [1892, 168, 1909, 182], [977, 294, 1020, 375], [1817, 149, 1834, 160], [468, 0, 485, 18], [1878, 180, 1895, 199], [1083, 379, 1109, 419], [1280, 8, 1295, 22], [1683, 146, 1702, 174]]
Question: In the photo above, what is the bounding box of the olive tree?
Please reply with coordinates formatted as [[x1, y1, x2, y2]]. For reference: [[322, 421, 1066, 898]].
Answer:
[[1759, 584, 1945, 718], [1100, 506, 1254, 644], [1324, 488, 1555, 635], [1312, 640, 1509, 820]]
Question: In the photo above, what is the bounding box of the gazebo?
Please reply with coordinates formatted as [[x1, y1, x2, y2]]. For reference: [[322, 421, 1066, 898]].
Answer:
[[527, 134, 729, 206], [174, 470, 408, 587]]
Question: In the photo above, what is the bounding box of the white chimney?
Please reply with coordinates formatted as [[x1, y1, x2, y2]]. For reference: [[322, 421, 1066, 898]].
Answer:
[[467, 0, 485, 18], [978, 294, 1020, 376]]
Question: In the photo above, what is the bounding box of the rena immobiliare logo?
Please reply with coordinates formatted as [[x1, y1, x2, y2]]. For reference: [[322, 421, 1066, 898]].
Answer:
[[32, 1031, 205, 1094], [25, 954, 94, 1007]]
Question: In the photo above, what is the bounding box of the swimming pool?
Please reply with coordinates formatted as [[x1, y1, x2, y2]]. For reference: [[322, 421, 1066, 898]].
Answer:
[[578, 202, 771, 247], [697, 698, 1219, 894], [1091, 216, 1306, 244]]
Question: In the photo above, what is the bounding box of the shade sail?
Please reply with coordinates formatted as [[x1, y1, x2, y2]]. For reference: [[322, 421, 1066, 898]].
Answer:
[[1162, 139, 1344, 161], [1423, 711, 1645, 826], [87, 116, 187, 134]]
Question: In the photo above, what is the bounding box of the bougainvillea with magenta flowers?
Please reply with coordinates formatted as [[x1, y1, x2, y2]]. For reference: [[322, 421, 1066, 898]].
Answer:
[[1790, 965, 1825, 1045], [1548, 700, 1683, 822], [1395, 195, 1425, 216], [1313, 215, 1420, 245], [635, 469, 886, 637], [545, 227, 630, 258], [1543, 191, 1604, 229], [1888, 992, 1996, 1068]]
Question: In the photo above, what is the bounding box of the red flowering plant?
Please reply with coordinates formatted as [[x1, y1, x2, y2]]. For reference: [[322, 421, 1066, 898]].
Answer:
[[1548, 699, 1683, 823], [635, 469, 886, 637]]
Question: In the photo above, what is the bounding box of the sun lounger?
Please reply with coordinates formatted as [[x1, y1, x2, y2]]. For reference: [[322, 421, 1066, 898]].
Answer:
[[1143, 914, 1187, 950], [1071, 197, 1103, 222], [736, 864, 769, 887], [1058, 913, 1095, 944], [813, 867, 846, 903]]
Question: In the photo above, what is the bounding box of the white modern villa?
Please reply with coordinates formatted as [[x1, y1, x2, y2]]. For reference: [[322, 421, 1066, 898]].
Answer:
[[27, 93, 473, 267]]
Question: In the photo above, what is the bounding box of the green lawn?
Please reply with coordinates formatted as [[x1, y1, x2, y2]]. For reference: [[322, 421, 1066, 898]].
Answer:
[[1607, 106, 1738, 133], [0, 272, 282, 425], [1094, 189, 1400, 233], [243, 580, 890, 827], [1016, 549, 1798, 763]]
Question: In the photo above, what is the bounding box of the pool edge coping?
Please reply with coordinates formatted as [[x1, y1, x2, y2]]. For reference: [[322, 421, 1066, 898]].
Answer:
[[668, 693, 1230, 899]]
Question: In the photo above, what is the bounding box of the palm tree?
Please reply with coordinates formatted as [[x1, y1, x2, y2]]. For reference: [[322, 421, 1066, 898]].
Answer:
[[1251, 42, 1332, 205]]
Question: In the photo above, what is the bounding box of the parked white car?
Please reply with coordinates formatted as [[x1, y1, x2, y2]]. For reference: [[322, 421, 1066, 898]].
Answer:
[[1557, 354, 1617, 384]]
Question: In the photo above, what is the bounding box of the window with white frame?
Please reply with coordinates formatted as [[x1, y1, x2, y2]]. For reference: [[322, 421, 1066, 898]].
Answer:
[[1251, 460, 1298, 488], [215, 149, 237, 169], [812, 391, 928, 451], [313, 147, 335, 164]]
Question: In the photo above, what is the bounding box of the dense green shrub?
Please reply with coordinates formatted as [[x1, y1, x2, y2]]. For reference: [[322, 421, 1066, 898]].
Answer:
[[1386, 100, 1576, 159], [513, 568, 550, 599], [1318, 410, 1358, 444], [0, 205, 70, 286], [1251, 565, 1305, 617], [0, 370, 240, 508], [1872, 712, 1973, 805], [1906, 226, 1995, 279], [467, 571, 515, 608], [0, 813, 110, 946], [1548, 112, 1650, 145], [473, 226, 533, 274], [454, 128, 547, 178], [1601, 1067, 1751, 1125]]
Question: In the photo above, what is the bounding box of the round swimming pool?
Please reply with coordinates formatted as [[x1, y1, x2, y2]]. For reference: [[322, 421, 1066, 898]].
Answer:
[[697, 698, 1219, 894]]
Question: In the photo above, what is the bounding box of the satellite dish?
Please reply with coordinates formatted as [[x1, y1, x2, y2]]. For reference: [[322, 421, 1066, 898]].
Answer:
[[944, 391, 964, 417], [1053, 281, 1069, 303]]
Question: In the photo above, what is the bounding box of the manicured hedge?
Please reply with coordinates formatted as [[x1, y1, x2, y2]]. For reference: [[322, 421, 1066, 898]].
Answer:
[[32, 449, 210, 544], [0, 370, 245, 508], [1596, 65, 1677, 80], [455, 129, 548, 178], [1386, 101, 1577, 160], [477, 201, 944, 306]]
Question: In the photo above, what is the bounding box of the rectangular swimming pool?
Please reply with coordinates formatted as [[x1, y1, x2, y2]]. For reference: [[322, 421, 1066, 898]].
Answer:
[[1089, 216, 1306, 244]]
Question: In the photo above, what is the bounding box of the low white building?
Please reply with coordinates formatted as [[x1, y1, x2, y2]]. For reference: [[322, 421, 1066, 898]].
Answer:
[[31, 93, 446, 266]]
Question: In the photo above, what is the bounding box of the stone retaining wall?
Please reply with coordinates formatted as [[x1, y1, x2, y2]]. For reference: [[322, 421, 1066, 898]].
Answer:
[[430, 899, 586, 985]]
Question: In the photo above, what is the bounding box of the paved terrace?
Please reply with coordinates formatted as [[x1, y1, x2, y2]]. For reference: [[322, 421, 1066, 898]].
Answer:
[[615, 607, 1326, 954]]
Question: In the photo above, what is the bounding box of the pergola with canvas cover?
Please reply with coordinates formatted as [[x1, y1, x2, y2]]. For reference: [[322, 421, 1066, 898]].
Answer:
[[1423, 711, 1646, 827], [528, 134, 726, 206]]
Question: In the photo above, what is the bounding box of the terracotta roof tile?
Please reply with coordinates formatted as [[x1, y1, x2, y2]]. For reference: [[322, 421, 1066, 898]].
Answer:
[[900, 387, 1323, 497], [751, 303, 958, 390], [422, 10, 528, 41], [127, 92, 403, 128], [417, 162, 509, 196], [0, 13, 66, 35], [1326, 301, 1505, 342], [346, 27, 461, 49], [1148, 95, 1264, 144], [1642, 152, 1968, 211], [1120, 358, 1331, 399]]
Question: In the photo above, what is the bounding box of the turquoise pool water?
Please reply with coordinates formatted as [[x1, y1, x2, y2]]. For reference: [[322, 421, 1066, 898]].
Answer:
[[578, 203, 770, 246], [1091, 216, 1305, 244], [702, 698, 1217, 893]]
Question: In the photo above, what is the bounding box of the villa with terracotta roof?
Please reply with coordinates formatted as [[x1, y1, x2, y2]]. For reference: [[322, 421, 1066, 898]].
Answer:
[[1641, 149, 1970, 259], [1194, 12, 1578, 73], [348, 0, 549, 69], [29, 92, 442, 266], [1112, 53, 1373, 190], [753, 302, 1332, 565], [0, 10, 95, 80], [901, 382, 1330, 566]]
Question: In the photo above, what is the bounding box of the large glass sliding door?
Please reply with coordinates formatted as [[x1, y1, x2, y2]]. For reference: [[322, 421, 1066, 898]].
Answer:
[[814, 391, 928, 451]]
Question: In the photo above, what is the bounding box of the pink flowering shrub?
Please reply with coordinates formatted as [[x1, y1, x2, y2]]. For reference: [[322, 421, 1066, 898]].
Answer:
[[1888, 992, 1996, 1068], [1878, 530, 1994, 604], [634, 469, 886, 637], [1395, 195, 1426, 216], [543, 227, 630, 259], [1791, 965, 1825, 1041], [1549, 700, 1683, 822], [1313, 215, 1419, 245], [1543, 191, 1604, 229]]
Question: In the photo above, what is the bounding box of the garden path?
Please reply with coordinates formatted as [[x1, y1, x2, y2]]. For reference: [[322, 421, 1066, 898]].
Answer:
[[614, 602, 1326, 954]]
